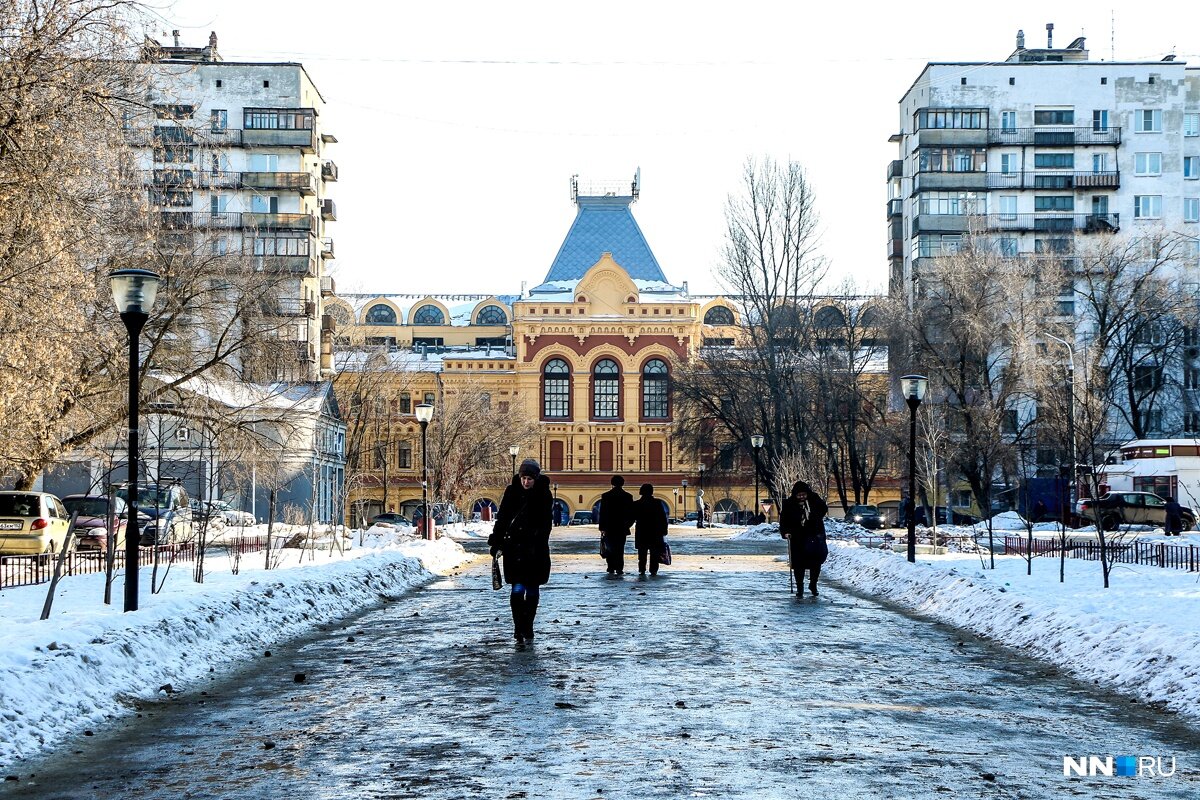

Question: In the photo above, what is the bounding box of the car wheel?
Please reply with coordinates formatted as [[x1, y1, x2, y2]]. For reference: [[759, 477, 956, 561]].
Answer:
[[1101, 514, 1120, 531]]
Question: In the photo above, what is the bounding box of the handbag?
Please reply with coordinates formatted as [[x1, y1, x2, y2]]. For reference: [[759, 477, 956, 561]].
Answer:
[[659, 540, 672, 566], [600, 533, 609, 559], [491, 553, 503, 590]]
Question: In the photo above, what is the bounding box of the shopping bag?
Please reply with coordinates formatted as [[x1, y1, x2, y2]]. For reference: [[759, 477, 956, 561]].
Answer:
[[491, 553, 503, 590], [600, 533, 610, 559], [659, 540, 672, 566]]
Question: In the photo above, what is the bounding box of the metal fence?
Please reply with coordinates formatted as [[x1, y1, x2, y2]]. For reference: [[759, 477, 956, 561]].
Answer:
[[0, 535, 279, 591], [1004, 536, 1200, 572]]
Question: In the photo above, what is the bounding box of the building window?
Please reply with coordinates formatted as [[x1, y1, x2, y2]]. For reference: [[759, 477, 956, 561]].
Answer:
[[373, 444, 387, 470], [1185, 198, 1200, 223], [998, 195, 1018, 219], [1134, 195, 1162, 219], [1000, 111, 1017, 130], [998, 237, 1019, 257], [1134, 152, 1162, 176], [1034, 109, 1074, 125], [412, 305, 445, 325], [244, 108, 313, 130], [365, 304, 396, 325], [543, 358, 570, 419], [210, 109, 227, 132], [398, 443, 412, 469], [592, 359, 620, 419], [704, 306, 734, 326], [642, 359, 669, 419], [1035, 196, 1073, 212], [1034, 153, 1074, 169], [1186, 368, 1200, 390], [1092, 153, 1108, 174], [1035, 238, 1072, 255], [475, 305, 507, 325], [1139, 410, 1163, 433], [1134, 366, 1163, 391], [916, 147, 986, 173], [423, 392, 435, 405], [919, 192, 986, 215], [1135, 109, 1162, 133], [1000, 154, 1017, 174], [914, 108, 987, 129], [249, 232, 308, 256], [1186, 113, 1200, 137], [399, 393, 411, 414], [1186, 157, 1200, 179], [1092, 110, 1109, 132]]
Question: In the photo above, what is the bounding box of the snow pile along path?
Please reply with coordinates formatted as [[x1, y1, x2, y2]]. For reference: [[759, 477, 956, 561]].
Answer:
[[0, 537, 470, 769], [823, 543, 1200, 722]]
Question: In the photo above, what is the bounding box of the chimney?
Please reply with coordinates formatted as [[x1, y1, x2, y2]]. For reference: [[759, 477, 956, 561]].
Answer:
[[209, 31, 218, 49], [172, 29, 180, 47], [1016, 30, 1025, 50], [1046, 22, 1054, 49], [682, 280, 689, 296]]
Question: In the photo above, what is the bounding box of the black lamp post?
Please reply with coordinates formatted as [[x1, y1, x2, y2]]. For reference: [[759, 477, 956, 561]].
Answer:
[[681, 479, 688, 524], [751, 434, 764, 522], [509, 444, 519, 476], [552, 482, 559, 526], [1046, 333, 1077, 518], [416, 403, 434, 539], [697, 463, 706, 528], [110, 268, 160, 612], [901, 374, 929, 563]]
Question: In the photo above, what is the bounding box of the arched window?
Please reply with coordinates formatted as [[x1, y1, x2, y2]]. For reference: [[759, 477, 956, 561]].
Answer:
[[475, 305, 507, 325], [592, 359, 620, 419], [704, 306, 734, 326], [328, 303, 353, 327], [642, 359, 669, 419], [412, 305, 445, 325], [815, 306, 846, 328], [543, 359, 570, 419], [859, 306, 881, 327], [365, 304, 396, 325]]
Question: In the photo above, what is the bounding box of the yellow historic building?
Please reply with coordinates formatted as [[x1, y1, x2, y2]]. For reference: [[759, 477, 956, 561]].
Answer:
[[330, 178, 899, 526]]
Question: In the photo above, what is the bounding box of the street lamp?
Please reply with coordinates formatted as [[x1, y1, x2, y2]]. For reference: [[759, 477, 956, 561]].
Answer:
[[416, 403, 434, 540], [552, 482, 559, 526], [697, 463, 706, 528], [672, 488, 678, 519], [509, 444, 520, 476], [1045, 333, 1077, 519], [681, 479, 688, 525], [751, 434, 764, 523], [900, 374, 929, 563], [109, 268, 160, 612]]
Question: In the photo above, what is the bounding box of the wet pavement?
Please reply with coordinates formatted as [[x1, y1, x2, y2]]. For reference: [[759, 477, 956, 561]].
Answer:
[[3, 532, 1198, 799]]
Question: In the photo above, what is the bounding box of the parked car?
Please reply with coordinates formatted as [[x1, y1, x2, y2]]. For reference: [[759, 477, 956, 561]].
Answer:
[[411, 503, 463, 526], [191, 499, 255, 528], [116, 482, 193, 545], [900, 505, 979, 527], [0, 491, 72, 555], [370, 512, 410, 528], [844, 504, 883, 529], [62, 494, 134, 553], [1077, 492, 1196, 531], [568, 511, 594, 526]]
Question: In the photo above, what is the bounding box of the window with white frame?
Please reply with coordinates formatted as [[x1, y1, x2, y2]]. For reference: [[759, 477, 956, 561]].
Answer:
[[1000, 153, 1017, 174], [1134, 195, 1162, 218], [1138, 409, 1163, 434], [1135, 109, 1162, 132], [1186, 113, 1200, 137], [1134, 152, 1162, 175], [1186, 198, 1200, 223], [999, 195, 1018, 219], [1093, 153, 1108, 173], [918, 192, 987, 215], [1187, 157, 1200, 179], [1001, 111, 1017, 130], [1093, 109, 1109, 131]]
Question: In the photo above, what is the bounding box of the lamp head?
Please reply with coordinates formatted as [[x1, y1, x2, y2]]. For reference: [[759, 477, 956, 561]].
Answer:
[[414, 403, 434, 424], [109, 268, 161, 315], [900, 374, 929, 403], [751, 434, 764, 449], [508, 444, 520, 457], [682, 479, 688, 488], [698, 463, 706, 473]]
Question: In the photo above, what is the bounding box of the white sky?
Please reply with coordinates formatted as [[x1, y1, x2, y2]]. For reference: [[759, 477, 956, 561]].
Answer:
[[157, 1, 1199, 297]]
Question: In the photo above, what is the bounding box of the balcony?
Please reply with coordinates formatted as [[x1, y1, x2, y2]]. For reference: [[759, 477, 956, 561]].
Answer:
[[888, 238, 904, 259], [253, 255, 318, 277], [241, 172, 317, 194], [241, 128, 319, 152], [320, 276, 336, 296], [912, 127, 989, 147], [913, 170, 1121, 192], [887, 198, 903, 218], [321, 161, 339, 182], [321, 199, 337, 221], [887, 159, 903, 181], [913, 171, 988, 192], [241, 212, 316, 232], [321, 237, 335, 259], [263, 297, 310, 317], [986, 213, 1120, 233], [987, 126, 1122, 146]]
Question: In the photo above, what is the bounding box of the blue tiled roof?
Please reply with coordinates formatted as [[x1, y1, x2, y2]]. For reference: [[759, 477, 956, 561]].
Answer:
[[541, 196, 667, 285]]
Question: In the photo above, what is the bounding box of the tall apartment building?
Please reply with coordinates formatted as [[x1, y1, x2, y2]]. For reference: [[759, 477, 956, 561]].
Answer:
[[888, 28, 1200, 303], [129, 31, 338, 380]]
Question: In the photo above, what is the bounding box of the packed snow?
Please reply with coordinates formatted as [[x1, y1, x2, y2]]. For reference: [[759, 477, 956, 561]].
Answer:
[[0, 527, 471, 770]]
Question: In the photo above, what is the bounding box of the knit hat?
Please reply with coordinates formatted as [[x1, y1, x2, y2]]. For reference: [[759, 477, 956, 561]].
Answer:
[[518, 458, 541, 478]]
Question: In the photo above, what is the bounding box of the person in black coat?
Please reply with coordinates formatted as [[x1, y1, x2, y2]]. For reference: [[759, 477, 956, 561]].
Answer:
[[488, 459, 553, 643], [779, 480, 829, 597], [633, 483, 668, 576], [598, 475, 635, 575], [1165, 498, 1184, 535]]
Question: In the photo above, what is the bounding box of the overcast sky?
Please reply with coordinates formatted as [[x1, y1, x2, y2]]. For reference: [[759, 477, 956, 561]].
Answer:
[[159, 1, 1198, 297]]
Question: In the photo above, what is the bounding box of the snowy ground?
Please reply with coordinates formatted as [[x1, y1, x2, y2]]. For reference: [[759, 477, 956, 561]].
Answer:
[[0, 527, 471, 770]]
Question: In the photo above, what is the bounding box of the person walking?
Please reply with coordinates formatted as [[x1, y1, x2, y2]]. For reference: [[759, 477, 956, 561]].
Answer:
[[780, 481, 829, 597], [488, 459, 553, 643], [1165, 497, 1184, 536], [598, 475, 634, 575], [633, 483, 668, 576]]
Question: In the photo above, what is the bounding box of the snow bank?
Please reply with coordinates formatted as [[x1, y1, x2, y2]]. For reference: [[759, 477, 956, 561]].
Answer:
[[0, 536, 470, 769], [824, 544, 1200, 722]]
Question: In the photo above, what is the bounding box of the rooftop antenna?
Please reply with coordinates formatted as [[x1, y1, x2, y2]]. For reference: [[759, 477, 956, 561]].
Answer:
[[1046, 22, 1054, 49]]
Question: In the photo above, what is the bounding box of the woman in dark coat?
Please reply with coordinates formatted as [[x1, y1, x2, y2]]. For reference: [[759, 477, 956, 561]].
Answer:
[[488, 459, 553, 643], [633, 483, 668, 576], [779, 480, 828, 597]]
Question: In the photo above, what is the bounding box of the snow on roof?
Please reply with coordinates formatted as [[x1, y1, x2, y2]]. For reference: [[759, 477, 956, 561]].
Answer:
[[335, 294, 519, 326], [149, 373, 332, 415], [335, 347, 516, 373]]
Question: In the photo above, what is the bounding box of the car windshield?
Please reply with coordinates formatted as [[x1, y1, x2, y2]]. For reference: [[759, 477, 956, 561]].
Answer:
[[852, 506, 877, 514], [0, 494, 40, 517], [116, 486, 173, 510], [64, 498, 123, 517]]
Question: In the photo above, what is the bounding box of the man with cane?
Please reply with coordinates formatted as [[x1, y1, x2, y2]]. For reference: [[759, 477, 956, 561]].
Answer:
[[779, 481, 828, 598]]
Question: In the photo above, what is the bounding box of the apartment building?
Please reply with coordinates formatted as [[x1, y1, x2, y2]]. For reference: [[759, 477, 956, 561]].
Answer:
[[130, 31, 338, 380]]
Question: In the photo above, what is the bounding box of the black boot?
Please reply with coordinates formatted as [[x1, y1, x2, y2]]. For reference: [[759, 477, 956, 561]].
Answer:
[[510, 594, 525, 643], [523, 594, 539, 641]]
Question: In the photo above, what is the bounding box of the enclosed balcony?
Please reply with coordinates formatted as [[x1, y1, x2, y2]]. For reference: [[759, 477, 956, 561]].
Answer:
[[321, 237, 335, 259], [321, 161, 339, 182], [321, 199, 337, 221], [241, 212, 317, 232], [241, 172, 317, 194]]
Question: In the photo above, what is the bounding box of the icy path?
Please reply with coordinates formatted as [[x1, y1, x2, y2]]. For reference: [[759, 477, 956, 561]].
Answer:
[[3, 538, 1197, 799]]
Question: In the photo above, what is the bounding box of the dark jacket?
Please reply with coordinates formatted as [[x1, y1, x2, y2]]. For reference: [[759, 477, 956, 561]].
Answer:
[[1165, 500, 1184, 533], [780, 491, 829, 565], [489, 474, 553, 586], [598, 487, 635, 537], [633, 496, 668, 550]]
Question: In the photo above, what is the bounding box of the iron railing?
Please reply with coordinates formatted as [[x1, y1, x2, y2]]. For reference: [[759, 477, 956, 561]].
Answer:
[[1004, 535, 1200, 572]]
